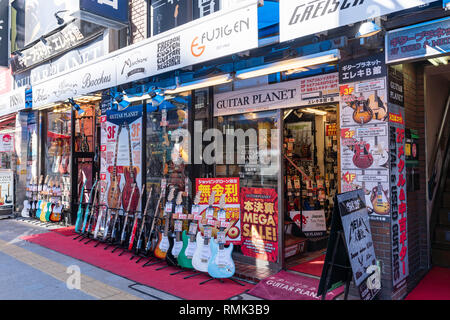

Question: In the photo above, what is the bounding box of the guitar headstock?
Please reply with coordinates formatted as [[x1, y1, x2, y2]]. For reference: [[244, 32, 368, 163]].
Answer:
[[219, 193, 226, 210], [44, 175, 49, 184], [208, 191, 216, 207], [176, 191, 183, 206], [167, 186, 175, 202], [193, 190, 202, 205]]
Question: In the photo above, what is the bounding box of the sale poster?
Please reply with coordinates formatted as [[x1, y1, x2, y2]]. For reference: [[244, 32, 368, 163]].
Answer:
[[102, 104, 143, 212], [195, 177, 241, 244], [240, 187, 278, 262], [0, 170, 14, 209]]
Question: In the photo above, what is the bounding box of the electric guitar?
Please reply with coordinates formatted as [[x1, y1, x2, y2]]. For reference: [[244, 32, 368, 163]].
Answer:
[[178, 190, 202, 269], [21, 178, 33, 217], [169, 191, 184, 262], [85, 182, 100, 236], [208, 194, 235, 279], [352, 139, 374, 169], [122, 122, 140, 214], [5, 183, 12, 204], [143, 182, 166, 255], [44, 181, 58, 222], [93, 182, 109, 239], [107, 124, 122, 210], [81, 177, 99, 234], [78, 116, 89, 152], [59, 139, 70, 174], [40, 178, 53, 222], [75, 180, 87, 233], [35, 175, 48, 219], [129, 185, 152, 252], [192, 191, 216, 273], [154, 186, 175, 259], [120, 183, 144, 246], [50, 198, 63, 222], [367, 90, 387, 121], [109, 192, 124, 243], [371, 182, 390, 215]]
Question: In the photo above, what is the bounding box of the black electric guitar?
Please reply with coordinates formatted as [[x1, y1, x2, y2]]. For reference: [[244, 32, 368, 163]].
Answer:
[[143, 181, 166, 255], [120, 182, 143, 246], [128, 184, 150, 251]]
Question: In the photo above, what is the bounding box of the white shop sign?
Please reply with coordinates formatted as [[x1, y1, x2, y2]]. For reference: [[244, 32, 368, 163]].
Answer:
[[0, 87, 27, 117], [280, 0, 438, 43], [214, 73, 339, 116]]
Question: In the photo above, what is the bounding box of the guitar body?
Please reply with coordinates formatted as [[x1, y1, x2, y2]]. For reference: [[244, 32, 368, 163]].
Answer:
[[353, 143, 374, 169], [178, 230, 195, 269], [371, 185, 390, 215], [35, 200, 43, 219], [59, 154, 70, 174], [367, 93, 387, 121], [154, 231, 168, 259], [39, 201, 48, 221], [352, 100, 373, 124], [50, 205, 63, 222], [107, 176, 121, 209], [208, 240, 235, 279], [44, 202, 54, 222], [122, 167, 139, 212], [165, 234, 178, 267], [21, 200, 30, 217], [192, 232, 211, 273]]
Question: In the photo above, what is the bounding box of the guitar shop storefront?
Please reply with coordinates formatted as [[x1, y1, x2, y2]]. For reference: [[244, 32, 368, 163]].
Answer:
[[211, 68, 342, 277], [31, 95, 101, 225]]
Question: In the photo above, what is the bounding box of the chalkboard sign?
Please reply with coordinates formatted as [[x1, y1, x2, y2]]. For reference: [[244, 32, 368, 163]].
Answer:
[[318, 189, 380, 300]]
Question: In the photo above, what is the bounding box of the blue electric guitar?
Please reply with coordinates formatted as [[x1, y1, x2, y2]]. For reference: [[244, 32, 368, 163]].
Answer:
[[81, 177, 99, 234], [75, 180, 87, 232], [208, 194, 235, 279], [35, 175, 48, 219]]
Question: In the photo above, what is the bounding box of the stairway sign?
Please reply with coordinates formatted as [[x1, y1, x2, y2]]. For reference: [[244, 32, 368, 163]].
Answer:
[[318, 190, 380, 300]]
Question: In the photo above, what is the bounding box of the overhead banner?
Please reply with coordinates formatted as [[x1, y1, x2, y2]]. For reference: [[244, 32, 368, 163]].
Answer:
[[0, 0, 9, 67], [280, 0, 438, 43], [214, 73, 339, 116], [386, 16, 450, 64], [116, 0, 259, 86]]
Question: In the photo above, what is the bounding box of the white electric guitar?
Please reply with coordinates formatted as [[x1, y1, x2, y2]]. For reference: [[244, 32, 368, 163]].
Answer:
[[192, 191, 216, 273], [170, 191, 184, 258], [158, 186, 175, 253], [184, 190, 202, 259]]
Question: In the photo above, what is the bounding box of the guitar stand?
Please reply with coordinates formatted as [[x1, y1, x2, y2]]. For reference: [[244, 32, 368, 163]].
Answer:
[[143, 258, 163, 268], [183, 272, 203, 280], [199, 277, 245, 287], [155, 264, 169, 271]]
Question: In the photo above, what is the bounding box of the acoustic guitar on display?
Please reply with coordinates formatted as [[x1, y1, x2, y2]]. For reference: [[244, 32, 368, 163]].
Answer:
[[367, 90, 388, 121], [107, 124, 122, 210], [192, 191, 216, 273], [168, 191, 185, 265], [154, 186, 175, 260], [371, 182, 390, 215], [208, 194, 235, 279], [178, 190, 202, 269], [122, 122, 140, 214]]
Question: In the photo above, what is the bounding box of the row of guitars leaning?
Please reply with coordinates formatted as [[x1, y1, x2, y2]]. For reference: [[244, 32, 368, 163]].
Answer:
[[73, 179, 236, 280]]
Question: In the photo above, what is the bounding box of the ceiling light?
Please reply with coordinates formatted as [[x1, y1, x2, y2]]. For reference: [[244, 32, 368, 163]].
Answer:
[[356, 20, 382, 38], [302, 108, 327, 116], [68, 98, 85, 115], [235, 50, 340, 80], [165, 74, 233, 94]]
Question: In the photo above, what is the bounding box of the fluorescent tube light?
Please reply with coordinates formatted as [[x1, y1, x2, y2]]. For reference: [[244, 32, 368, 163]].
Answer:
[[302, 108, 327, 116], [235, 50, 340, 80], [165, 74, 233, 94]]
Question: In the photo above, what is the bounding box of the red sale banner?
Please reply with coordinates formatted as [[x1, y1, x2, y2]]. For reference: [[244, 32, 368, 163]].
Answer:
[[240, 187, 278, 262]]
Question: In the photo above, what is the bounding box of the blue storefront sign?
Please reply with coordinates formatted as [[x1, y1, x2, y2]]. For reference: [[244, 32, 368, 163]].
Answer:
[[80, 0, 128, 24], [386, 16, 450, 64]]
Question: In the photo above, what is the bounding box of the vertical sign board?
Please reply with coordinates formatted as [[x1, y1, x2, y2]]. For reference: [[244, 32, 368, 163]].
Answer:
[[195, 177, 241, 244], [80, 0, 129, 24], [240, 187, 278, 263], [0, 0, 9, 67], [0, 170, 14, 211], [104, 104, 143, 212], [339, 54, 391, 222], [389, 103, 409, 293]]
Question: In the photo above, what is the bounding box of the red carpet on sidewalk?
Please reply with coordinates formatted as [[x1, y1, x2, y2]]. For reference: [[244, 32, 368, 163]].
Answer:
[[405, 266, 450, 300], [49, 226, 77, 237], [21, 232, 253, 300], [288, 255, 325, 277]]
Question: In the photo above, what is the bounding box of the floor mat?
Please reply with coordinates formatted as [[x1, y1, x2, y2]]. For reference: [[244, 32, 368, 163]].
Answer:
[[20, 232, 253, 300], [49, 226, 77, 237], [405, 266, 450, 300], [288, 254, 325, 277], [247, 270, 343, 300]]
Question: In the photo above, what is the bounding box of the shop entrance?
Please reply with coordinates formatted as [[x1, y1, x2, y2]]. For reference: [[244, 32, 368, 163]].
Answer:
[[282, 104, 338, 272]]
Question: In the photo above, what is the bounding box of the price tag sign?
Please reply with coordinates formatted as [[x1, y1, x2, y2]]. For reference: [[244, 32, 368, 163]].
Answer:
[[207, 219, 216, 226], [217, 209, 226, 221], [188, 222, 198, 235], [174, 220, 182, 232], [175, 205, 183, 215], [205, 207, 214, 220], [161, 179, 167, 193], [220, 221, 230, 229], [165, 202, 173, 214], [217, 231, 226, 244], [203, 226, 212, 239], [179, 214, 187, 220]]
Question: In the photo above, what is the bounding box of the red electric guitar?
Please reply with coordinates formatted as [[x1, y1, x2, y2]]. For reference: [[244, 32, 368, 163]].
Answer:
[[352, 139, 374, 169], [122, 122, 140, 213]]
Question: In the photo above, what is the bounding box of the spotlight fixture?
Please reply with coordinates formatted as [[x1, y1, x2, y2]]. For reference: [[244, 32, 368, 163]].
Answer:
[[113, 92, 130, 109], [39, 36, 48, 46], [68, 98, 85, 115], [356, 20, 382, 38], [54, 10, 68, 25]]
